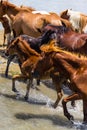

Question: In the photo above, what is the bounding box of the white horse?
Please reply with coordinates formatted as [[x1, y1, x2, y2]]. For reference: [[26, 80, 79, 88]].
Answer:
[[60, 9, 87, 33]]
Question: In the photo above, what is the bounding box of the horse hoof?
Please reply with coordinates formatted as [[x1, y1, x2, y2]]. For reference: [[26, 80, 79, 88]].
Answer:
[[24, 96, 28, 101], [5, 73, 8, 78], [70, 116, 74, 124], [52, 103, 57, 109], [12, 88, 18, 93]]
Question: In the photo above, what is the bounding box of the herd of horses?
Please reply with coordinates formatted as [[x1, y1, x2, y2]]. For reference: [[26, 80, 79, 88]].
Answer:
[[1, 0, 87, 125]]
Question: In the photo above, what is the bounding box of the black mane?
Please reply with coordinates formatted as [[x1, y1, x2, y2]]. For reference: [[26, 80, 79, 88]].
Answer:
[[43, 24, 71, 34]]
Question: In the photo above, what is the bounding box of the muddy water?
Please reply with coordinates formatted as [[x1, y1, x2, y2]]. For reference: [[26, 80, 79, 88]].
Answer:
[[0, 58, 87, 130]]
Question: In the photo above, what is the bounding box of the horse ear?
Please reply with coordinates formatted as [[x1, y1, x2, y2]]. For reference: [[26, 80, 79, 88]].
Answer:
[[65, 9, 68, 14]]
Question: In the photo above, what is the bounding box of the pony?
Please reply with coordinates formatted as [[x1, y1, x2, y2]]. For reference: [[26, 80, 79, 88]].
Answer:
[[5, 39, 64, 109], [42, 24, 87, 56], [60, 9, 87, 33]]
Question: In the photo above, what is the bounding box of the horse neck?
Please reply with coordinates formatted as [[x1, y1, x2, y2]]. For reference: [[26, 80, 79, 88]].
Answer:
[[37, 32, 52, 46], [54, 52, 81, 77], [6, 3, 21, 18]]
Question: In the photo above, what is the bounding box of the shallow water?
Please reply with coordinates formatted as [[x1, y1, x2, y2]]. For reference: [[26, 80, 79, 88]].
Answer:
[[0, 58, 87, 130], [0, 75, 86, 130], [0, 0, 87, 129]]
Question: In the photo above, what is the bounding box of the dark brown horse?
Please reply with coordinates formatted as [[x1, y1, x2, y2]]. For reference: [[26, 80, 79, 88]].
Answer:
[[42, 24, 87, 55], [5, 29, 55, 77]]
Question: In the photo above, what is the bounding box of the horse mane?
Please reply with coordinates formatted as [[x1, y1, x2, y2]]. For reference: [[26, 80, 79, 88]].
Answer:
[[44, 24, 71, 34], [20, 5, 36, 12], [40, 39, 87, 61], [13, 37, 40, 57], [2, 1, 32, 12]]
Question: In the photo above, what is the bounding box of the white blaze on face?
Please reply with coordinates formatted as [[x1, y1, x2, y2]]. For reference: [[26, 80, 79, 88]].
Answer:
[[67, 9, 81, 32], [32, 11, 50, 15]]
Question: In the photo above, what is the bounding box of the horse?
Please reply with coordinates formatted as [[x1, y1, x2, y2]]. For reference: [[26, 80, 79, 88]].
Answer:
[[42, 24, 87, 56], [33, 41, 87, 124], [0, 1, 72, 38], [41, 24, 87, 107], [0, 15, 12, 46], [0, 0, 35, 18], [60, 9, 87, 33], [5, 39, 64, 109], [5, 29, 55, 77]]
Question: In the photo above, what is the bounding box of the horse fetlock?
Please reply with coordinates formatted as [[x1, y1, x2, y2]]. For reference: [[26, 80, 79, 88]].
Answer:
[[65, 112, 74, 121], [53, 102, 58, 108], [12, 87, 18, 92]]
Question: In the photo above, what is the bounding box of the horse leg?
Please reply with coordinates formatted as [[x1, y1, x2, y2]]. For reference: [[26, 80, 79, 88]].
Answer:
[[83, 100, 87, 124], [62, 93, 82, 122], [51, 74, 64, 108], [63, 80, 76, 107], [5, 54, 16, 77], [53, 90, 63, 108], [24, 77, 33, 100], [37, 79, 40, 85], [12, 74, 28, 93]]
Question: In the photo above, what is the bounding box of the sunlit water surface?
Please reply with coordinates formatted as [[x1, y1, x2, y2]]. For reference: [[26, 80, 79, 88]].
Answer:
[[0, 0, 87, 129]]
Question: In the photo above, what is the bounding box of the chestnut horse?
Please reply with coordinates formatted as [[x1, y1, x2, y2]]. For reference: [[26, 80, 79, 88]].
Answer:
[[0, 1, 72, 38], [33, 42, 87, 124], [5, 39, 64, 109], [43, 24, 87, 55], [60, 9, 87, 33]]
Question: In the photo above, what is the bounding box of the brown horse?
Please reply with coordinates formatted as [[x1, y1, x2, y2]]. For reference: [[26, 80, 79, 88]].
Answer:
[[5, 39, 64, 108], [42, 24, 87, 55], [0, 1, 72, 38], [0, 0, 35, 18], [33, 41, 87, 124], [11, 11, 71, 38]]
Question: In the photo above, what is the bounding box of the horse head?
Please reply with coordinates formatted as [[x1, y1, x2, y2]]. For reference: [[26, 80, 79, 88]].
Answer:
[[0, 0, 8, 16], [60, 9, 70, 20]]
